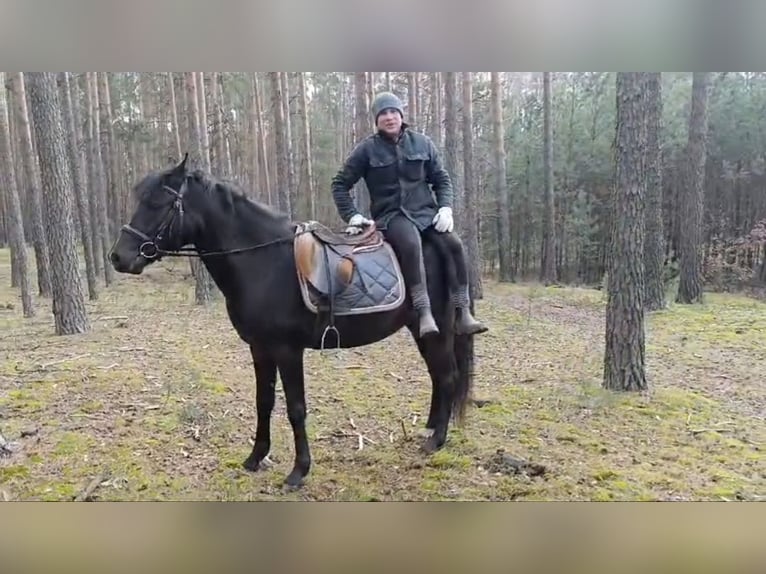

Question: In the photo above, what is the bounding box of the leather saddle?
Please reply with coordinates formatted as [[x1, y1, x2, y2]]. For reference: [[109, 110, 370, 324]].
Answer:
[[293, 220, 405, 346]]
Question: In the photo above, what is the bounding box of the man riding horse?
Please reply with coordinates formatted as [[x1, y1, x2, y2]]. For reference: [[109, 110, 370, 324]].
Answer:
[[331, 91, 487, 338]]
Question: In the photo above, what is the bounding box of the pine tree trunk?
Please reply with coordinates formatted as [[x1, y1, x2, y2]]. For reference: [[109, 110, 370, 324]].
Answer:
[[296, 72, 315, 219], [353, 72, 371, 217], [491, 73, 512, 282], [86, 72, 114, 286], [644, 73, 665, 311], [251, 74, 271, 205], [7, 72, 52, 297], [429, 73, 442, 149], [677, 72, 711, 304], [269, 72, 291, 216], [281, 73, 297, 214], [603, 72, 647, 392], [183, 72, 212, 305], [407, 73, 418, 129], [460, 73, 483, 299], [443, 73, 461, 219], [168, 73, 182, 160], [541, 72, 557, 284], [196, 72, 212, 171], [26, 72, 90, 335], [59, 72, 98, 301], [0, 73, 35, 316], [97, 73, 116, 240]]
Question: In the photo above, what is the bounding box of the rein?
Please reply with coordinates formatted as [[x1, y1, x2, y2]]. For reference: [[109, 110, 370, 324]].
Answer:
[[119, 177, 298, 260]]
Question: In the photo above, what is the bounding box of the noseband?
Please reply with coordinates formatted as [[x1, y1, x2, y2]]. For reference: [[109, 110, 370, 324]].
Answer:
[[120, 180, 188, 259]]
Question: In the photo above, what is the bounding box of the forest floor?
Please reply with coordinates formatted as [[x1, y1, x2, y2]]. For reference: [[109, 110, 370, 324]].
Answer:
[[0, 249, 764, 501]]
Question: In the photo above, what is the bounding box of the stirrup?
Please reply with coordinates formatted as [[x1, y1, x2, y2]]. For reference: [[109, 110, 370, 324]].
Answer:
[[320, 324, 340, 351]]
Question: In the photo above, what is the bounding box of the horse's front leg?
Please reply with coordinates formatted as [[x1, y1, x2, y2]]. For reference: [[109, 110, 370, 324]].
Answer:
[[276, 346, 311, 488], [243, 345, 277, 472]]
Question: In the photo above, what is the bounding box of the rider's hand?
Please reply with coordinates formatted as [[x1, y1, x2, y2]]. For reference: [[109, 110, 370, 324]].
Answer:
[[344, 213, 373, 235], [432, 206, 454, 233]]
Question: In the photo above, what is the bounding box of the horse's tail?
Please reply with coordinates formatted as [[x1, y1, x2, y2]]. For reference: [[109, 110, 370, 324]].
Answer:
[[452, 300, 475, 423], [424, 229, 475, 423]]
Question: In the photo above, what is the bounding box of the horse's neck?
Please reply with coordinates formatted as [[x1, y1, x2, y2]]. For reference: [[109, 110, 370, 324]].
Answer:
[[192, 194, 293, 297]]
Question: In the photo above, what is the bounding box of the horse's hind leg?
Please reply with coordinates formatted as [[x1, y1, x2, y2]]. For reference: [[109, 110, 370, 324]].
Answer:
[[412, 333, 456, 453], [276, 347, 311, 488], [410, 333, 440, 435], [243, 345, 277, 472]]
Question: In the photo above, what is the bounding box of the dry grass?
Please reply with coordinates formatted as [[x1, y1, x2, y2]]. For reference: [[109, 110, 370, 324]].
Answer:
[[1, 249, 763, 500]]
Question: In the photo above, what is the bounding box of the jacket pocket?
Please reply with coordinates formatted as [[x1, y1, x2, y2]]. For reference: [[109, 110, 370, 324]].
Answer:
[[402, 152, 428, 181]]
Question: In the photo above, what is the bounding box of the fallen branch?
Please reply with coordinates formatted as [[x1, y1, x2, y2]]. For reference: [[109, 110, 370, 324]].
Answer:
[[400, 420, 408, 440], [73, 472, 109, 502], [97, 316, 129, 321], [39, 353, 90, 369]]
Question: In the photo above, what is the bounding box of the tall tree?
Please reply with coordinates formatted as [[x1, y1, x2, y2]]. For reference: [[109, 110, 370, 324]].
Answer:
[[491, 72, 512, 282], [541, 72, 557, 284], [644, 73, 665, 310], [59, 72, 98, 301], [407, 73, 418, 129], [677, 72, 711, 304], [0, 73, 34, 317], [85, 72, 113, 286], [296, 72, 315, 219], [269, 72, 291, 216], [443, 73, 460, 219], [26, 72, 90, 335], [460, 73, 483, 299], [603, 72, 647, 392], [251, 73, 271, 205], [184, 72, 212, 305], [353, 72, 371, 217], [6, 72, 52, 297]]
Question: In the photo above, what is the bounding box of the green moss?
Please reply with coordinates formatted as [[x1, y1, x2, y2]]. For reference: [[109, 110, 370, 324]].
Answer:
[[427, 450, 472, 470], [53, 432, 93, 456], [0, 465, 30, 481]]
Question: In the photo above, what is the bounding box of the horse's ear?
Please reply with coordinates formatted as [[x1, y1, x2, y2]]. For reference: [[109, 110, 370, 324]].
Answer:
[[172, 152, 189, 176]]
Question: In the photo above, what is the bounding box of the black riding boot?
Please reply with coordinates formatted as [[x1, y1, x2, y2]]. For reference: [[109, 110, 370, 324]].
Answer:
[[411, 283, 439, 337], [452, 284, 488, 335]]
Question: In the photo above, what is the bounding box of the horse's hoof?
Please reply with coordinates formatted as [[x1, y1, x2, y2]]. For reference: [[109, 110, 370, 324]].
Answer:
[[242, 454, 273, 472], [283, 471, 305, 490], [416, 427, 435, 439], [420, 434, 444, 454]]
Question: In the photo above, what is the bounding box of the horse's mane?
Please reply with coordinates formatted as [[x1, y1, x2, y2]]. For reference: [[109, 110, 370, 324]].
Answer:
[[190, 169, 295, 234]]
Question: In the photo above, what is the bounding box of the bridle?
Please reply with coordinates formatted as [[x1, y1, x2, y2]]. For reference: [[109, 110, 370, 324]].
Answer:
[[118, 177, 294, 260]]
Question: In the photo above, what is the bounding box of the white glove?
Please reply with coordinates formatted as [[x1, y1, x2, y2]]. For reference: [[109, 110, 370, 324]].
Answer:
[[432, 207, 454, 233], [344, 213, 373, 235]]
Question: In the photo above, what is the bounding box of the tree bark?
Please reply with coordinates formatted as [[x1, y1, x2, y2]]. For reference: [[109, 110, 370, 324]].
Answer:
[[296, 72, 315, 219], [353, 72, 371, 217], [26, 72, 90, 335], [184, 72, 212, 305], [0, 72, 35, 316], [541, 72, 557, 284], [491, 72, 512, 282], [460, 73, 483, 299], [677, 72, 711, 304], [603, 73, 647, 392], [59, 72, 98, 301], [269, 72, 291, 216], [86, 72, 114, 286], [443, 73, 461, 219], [6, 72, 52, 297], [644, 73, 665, 311]]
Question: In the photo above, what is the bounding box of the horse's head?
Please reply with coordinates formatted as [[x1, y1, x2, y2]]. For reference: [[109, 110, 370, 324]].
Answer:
[[110, 154, 199, 274]]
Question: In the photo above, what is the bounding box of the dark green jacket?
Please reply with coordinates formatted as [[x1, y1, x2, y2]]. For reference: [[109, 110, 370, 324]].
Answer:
[[331, 127, 453, 231]]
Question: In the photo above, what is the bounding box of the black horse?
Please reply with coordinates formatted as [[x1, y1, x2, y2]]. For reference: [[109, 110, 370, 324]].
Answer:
[[109, 156, 475, 488]]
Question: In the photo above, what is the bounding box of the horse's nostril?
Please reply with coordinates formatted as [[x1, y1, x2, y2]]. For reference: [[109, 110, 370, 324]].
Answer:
[[109, 251, 119, 265]]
